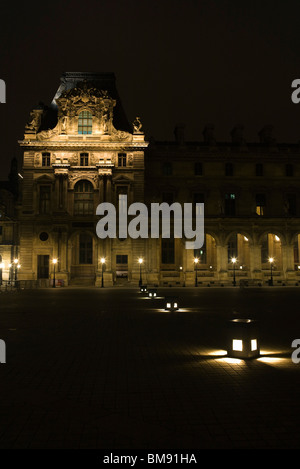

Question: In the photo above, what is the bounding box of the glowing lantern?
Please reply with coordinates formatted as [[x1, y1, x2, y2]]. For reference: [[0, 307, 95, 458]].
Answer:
[[148, 288, 157, 298], [165, 296, 179, 311], [227, 319, 260, 359]]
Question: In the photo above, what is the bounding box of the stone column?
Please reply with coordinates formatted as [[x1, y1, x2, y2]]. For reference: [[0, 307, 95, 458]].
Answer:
[[249, 244, 262, 280], [216, 244, 228, 282], [282, 243, 295, 282]]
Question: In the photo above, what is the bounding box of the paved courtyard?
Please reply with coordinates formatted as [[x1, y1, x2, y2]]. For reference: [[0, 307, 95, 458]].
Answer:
[[0, 285, 300, 449]]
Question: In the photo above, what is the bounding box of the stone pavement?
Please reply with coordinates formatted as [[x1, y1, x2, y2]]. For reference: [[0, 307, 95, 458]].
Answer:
[[0, 286, 300, 449]]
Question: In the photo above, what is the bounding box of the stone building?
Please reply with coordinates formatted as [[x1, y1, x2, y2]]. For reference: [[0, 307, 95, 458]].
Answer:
[[18, 72, 147, 287], [17, 72, 300, 287], [0, 157, 19, 284]]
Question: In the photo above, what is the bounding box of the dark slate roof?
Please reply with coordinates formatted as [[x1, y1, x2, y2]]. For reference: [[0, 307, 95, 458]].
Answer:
[[43, 72, 131, 133]]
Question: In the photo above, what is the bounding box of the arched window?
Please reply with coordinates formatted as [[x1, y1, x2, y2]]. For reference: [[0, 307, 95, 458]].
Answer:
[[74, 180, 94, 215], [78, 110, 92, 134]]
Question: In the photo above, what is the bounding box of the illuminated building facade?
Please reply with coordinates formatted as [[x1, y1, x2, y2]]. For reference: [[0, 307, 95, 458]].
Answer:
[[17, 73, 300, 287]]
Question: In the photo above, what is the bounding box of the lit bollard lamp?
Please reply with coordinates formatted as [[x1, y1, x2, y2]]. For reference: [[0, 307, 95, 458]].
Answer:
[[140, 285, 148, 294], [227, 318, 260, 359], [148, 288, 157, 299], [165, 296, 179, 312]]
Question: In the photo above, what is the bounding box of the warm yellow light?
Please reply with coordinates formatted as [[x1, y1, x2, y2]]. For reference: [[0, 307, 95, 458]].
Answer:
[[174, 302, 178, 308], [231, 257, 237, 264], [194, 257, 199, 264], [138, 258, 143, 264], [13, 258, 18, 264], [17, 264, 21, 269], [166, 303, 171, 308], [8, 263, 12, 268], [244, 236, 248, 241], [0, 263, 4, 269], [52, 258, 58, 264], [268, 257, 274, 264], [232, 339, 243, 351], [100, 257, 105, 264], [251, 339, 257, 351], [275, 235, 280, 241]]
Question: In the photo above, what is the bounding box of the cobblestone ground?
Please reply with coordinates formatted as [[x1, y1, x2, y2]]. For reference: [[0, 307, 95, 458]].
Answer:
[[0, 286, 300, 449]]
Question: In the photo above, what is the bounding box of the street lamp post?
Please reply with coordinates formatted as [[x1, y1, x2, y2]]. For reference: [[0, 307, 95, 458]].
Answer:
[[268, 257, 274, 286], [52, 259, 57, 288], [231, 257, 237, 286], [194, 257, 199, 287], [100, 257, 105, 287], [138, 258, 143, 286], [14, 258, 19, 283]]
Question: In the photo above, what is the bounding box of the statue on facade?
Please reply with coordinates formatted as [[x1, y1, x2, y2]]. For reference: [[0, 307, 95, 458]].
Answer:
[[133, 116, 143, 133], [25, 109, 41, 132]]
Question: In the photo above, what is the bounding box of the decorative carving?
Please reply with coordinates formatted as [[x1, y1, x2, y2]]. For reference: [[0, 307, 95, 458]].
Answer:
[[36, 128, 59, 140], [25, 109, 42, 133]]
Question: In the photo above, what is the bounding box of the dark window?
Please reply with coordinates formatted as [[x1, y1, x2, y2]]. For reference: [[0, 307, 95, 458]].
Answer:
[[118, 153, 127, 167], [161, 238, 175, 264], [78, 110, 92, 134], [194, 162, 202, 175], [80, 153, 89, 166], [225, 163, 233, 176], [286, 194, 297, 216], [74, 180, 94, 215], [0, 226, 2, 236], [79, 233, 93, 264], [42, 152, 51, 167], [256, 163, 263, 176], [193, 193, 205, 204], [224, 193, 236, 216], [39, 186, 51, 214], [39, 232, 49, 242], [116, 255, 128, 264], [286, 164, 294, 177], [256, 193, 266, 216], [162, 162, 172, 176], [162, 192, 174, 204]]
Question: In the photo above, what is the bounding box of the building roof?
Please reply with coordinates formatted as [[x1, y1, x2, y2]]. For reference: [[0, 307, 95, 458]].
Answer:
[[42, 72, 131, 133]]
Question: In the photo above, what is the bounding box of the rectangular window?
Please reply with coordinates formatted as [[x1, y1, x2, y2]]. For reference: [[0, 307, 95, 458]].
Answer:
[[256, 163, 263, 176], [161, 238, 175, 264], [37, 255, 49, 279], [162, 162, 172, 176], [80, 153, 89, 166], [39, 186, 51, 214], [225, 163, 233, 176], [256, 194, 266, 216], [194, 162, 203, 176], [224, 193, 236, 216], [118, 153, 127, 167], [116, 255, 128, 264], [42, 152, 51, 167], [162, 192, 174, 204], [286, 164, 294, 177], [286, 194, 297, 216]]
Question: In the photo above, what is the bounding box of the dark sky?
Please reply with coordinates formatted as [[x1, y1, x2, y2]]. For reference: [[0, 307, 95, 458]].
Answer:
[[1, 0, 300, 178]]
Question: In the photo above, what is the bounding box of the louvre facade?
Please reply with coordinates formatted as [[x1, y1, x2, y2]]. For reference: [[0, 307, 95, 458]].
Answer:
[[2, 72, 300, 287]]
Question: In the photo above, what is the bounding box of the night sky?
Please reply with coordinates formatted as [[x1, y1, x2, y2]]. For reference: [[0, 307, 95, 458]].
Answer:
[[0, 0, 300, 178]]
